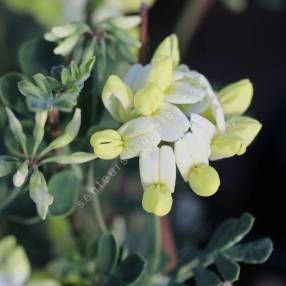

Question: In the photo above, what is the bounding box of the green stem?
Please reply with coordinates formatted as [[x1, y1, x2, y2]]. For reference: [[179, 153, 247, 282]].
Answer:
[[92, 193, 108, 234], [0, 187, 22, 213], [174, 253, 216, 283], [88, 165, 108, 234], [151, 216, 161, 274]]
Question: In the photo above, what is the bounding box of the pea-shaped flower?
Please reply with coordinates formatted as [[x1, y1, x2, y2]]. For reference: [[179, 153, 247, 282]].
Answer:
[[174, 113, 219, 196], [102, 53, 205, 142], [139, 146, 176, 216], [90, 117, 160, 160]]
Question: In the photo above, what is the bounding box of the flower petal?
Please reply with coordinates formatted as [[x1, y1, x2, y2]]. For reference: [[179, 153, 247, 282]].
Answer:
[[190, 113, 216, 157], [118, 117, 161, 159], [102, 75, 134, 123], [139, 147, 160, 190], [207, 89, 226, 133], [151, 103, 190, 142], [164, 82, 204, 104], [184, 132, 209, 165], [189, 164, 220, 197], [151, 34, 180, 68], [147, 56, 173, 92], [140, 145, 176, 193], [142, 184, 173, 216], [190, 113, 216, 140], [134, 83, 164, 116], [124, 64, 150, 92], [159, 146, 176, 193], [175, 132, 209, 181], [175, 138, 194, 181]]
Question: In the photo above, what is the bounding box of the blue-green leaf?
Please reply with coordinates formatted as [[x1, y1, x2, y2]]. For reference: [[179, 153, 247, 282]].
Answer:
[[206, 213, 254, 253], [48, 170, 80, 216], [215, 254, 240, 282], [194, 268, 222, 286], [225, 238, 273, 264], [96, 233, 119, 275]]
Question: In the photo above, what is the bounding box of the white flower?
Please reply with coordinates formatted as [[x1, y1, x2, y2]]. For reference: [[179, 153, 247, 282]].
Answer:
[[139, 146, 176, 216], [172, 65, 226, 133], [102, 52, 207, 142], [91, 117, 160, 160], [91, 34, 262, 216]]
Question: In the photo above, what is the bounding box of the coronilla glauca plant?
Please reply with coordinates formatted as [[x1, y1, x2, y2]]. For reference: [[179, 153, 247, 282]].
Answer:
[[0, 2, 272, 286]]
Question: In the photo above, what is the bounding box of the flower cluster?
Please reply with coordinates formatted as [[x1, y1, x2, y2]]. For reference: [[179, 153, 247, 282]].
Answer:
[[90, 35, 261, 216]]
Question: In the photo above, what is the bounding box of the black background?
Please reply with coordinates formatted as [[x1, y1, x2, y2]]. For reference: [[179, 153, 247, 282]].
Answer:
[[148, 0, 286, 285]]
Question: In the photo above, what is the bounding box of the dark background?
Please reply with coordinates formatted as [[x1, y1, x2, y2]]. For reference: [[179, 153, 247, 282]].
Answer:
[[149, 0, 286, 285], [0, 0, 285, 285]]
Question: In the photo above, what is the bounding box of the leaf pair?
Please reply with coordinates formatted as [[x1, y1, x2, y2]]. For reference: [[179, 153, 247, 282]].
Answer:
[[171, 213, 273, 286]]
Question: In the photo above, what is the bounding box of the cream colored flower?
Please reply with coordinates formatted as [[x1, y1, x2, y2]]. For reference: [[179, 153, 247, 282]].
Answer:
[[140, 146, 176, 216]]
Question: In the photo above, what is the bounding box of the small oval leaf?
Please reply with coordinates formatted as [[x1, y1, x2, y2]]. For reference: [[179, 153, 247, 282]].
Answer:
[[96, 233, 118, 275], [48, 170, 80, 216]]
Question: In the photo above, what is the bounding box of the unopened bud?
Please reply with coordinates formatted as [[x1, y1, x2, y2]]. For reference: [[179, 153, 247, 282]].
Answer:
[[152, 34, 180, 68], [147, 56, 173, 92], [90, 130, 123, 160], [211, 133, 245, 160], [226, 116, 262, 147], [218, 79, 253, 117]]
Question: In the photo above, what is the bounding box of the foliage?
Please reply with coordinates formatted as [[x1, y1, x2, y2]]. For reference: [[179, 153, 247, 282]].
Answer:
[[0, 1, 273, 286]]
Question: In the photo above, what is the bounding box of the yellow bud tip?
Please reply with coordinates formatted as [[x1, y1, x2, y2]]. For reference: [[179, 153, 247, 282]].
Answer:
[[237, 143, 247, 155], [211, 133, 244, 160], [152, 34, 180, 68], [90, 129, 123, 160], [218, 79, 253, 118], [147, 56, 173, 92], [188, 164, 220, 197], [226, 116, 262, 147], [142, 184, 173, 216], [134, 83, 164, 115]]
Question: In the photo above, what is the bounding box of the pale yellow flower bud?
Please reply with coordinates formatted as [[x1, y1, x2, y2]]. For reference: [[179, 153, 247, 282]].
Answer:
[[142, 184, 173, 216], [134, 83, 164, 115], [211, 133, 245, 160], [226, 116, 262, 147], [147, 56, 173, 92], [90, 130, 123, 160], [152, 34, 180, 68], [188, 164, 220, 197], [218, 79, 253, 118]]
